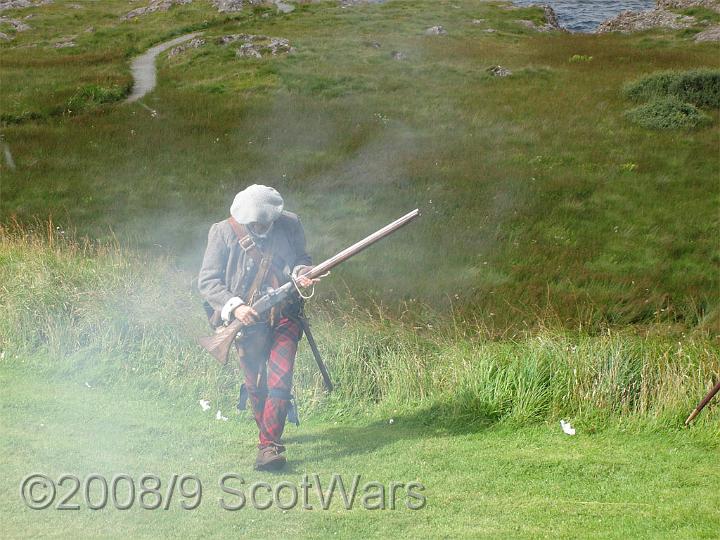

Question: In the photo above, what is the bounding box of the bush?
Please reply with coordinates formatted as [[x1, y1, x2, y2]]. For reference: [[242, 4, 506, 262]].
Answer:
[[66, 84, 129, 111], [626, 97, 711, 130], [624, 69, 720, 109]]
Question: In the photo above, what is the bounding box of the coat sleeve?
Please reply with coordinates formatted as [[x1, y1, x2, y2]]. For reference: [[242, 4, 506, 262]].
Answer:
[[197, 223, 237, 311], [291, 217, 313, 270]]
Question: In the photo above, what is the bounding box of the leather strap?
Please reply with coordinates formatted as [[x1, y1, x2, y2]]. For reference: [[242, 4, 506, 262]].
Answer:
[[227, 217, 279, 305], [228, 217, 263, 265]]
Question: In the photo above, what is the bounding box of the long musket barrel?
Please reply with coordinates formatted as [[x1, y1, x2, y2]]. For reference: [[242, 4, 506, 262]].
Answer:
[[684, 379, 720, 426], [198, 209, 421, 364]]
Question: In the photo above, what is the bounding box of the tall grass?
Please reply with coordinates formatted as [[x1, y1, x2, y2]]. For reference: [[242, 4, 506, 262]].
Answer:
[[2, 222, 717, 431]]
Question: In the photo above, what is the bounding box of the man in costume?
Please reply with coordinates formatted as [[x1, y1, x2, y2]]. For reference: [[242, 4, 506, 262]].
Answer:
[[198, 184, 318, 470]]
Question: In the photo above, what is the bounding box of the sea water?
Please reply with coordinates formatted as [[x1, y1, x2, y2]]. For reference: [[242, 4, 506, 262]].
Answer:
[[512, 0, 656, 32]]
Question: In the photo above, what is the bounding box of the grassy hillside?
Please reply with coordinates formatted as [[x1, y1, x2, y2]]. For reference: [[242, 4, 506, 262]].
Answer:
[[1, 0, 718, 329]]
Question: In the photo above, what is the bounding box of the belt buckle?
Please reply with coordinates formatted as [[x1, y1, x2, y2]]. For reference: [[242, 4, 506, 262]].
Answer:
[[239, 235, 255, 253]]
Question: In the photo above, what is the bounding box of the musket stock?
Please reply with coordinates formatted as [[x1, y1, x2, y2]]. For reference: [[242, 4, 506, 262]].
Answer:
[[198, 209, 421, 365], [197, 318, 243, 365]]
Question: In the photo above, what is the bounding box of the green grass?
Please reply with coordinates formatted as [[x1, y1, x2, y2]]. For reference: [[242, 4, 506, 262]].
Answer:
[[1, 365, 718, 538], [1, 5, 720, 534], [1, 0, 718, 328], [1, 224, 718, 429]]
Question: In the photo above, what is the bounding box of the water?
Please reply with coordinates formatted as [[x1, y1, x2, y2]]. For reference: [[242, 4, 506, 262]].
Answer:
[[512, 0, 656, 32]]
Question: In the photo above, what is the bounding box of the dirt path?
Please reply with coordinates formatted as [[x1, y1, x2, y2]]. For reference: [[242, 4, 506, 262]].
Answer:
[[125, 32, 201, 103]]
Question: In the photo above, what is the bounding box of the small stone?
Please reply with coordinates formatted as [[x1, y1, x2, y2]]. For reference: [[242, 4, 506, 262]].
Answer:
[[390, 50, 406, 60], [471, 19, 485, 25], [485, 28, 496, 33], [516, 19, 536, 29], [363, 40, 381, 48], [53, 36, 76, 48], [275, 0, 294, 14], [487, 65, 512, 77], [425, 25, 447, 35]]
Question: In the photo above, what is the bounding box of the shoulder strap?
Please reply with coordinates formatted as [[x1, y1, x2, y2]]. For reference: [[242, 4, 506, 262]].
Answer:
[[228, 217, 263, 264], [227, 217, 276, 304]]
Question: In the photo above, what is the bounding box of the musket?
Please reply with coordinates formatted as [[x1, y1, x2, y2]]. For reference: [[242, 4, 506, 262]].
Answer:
[[684, 379, 720, 426], [198, 209, 421, 365]]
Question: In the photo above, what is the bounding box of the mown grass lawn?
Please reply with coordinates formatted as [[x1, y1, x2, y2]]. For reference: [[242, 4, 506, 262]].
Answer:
[[1, 364, 718, 539]]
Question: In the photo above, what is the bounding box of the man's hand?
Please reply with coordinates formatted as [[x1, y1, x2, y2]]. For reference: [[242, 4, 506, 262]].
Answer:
[[233, 304, 258, 325], [293, 265, 324, 288]]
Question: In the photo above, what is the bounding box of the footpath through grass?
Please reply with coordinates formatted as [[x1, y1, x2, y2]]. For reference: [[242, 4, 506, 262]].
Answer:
[[1, 365, 719, 539]]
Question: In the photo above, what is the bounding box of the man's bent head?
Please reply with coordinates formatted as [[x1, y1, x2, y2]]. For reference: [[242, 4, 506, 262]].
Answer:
[[230, 184, 284, 225]]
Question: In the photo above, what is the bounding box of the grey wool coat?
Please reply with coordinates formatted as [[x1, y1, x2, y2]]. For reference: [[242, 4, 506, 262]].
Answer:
[[197, 211, 312, 313]]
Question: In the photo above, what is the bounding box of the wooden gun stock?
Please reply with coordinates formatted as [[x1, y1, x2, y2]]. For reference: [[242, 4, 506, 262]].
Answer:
[[197, 318, 243, 365]]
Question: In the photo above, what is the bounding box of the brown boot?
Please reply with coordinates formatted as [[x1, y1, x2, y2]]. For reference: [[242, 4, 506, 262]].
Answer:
[[254, 445, 287, 471]]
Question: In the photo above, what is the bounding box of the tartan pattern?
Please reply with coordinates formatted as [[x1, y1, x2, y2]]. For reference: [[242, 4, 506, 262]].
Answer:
[[237, 317, 301, 448]]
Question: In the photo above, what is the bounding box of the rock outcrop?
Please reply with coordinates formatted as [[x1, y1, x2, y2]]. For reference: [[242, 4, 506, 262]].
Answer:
[[123, 0, 192, 20], [694, 24, 720, 40], [219, 33, 293, 58], [212, 0, 262, 12], [340, 0, 386, 6], [536, 4, 562, 30], [0, 0, 51, 12], [0, 16, 31, 32], [597, 9, 695, 33], [515, 4, 565, 32], [657, 0, 720, 13], [168, 37, 205, 56]]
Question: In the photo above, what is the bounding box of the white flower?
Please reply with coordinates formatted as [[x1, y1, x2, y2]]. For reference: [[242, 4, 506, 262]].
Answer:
[[199, 399, 211, 411], [216, 410, 228, 421]]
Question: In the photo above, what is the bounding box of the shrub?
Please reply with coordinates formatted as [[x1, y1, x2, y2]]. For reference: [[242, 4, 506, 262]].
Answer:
[[626, 96, 711, 130], [624, 69, 720, 108], [66, 84, 129, 111]]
